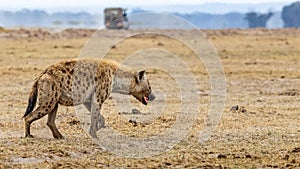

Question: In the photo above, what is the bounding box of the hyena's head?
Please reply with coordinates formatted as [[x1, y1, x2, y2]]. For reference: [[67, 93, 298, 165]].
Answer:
[[130, 70, 155, 105]]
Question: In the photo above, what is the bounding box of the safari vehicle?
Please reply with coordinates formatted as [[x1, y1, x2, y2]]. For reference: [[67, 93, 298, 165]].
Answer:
[[104, 8, 129, 29]]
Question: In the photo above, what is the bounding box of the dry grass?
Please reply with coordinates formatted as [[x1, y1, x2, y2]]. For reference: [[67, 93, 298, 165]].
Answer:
[[0, 28, 299, 168]]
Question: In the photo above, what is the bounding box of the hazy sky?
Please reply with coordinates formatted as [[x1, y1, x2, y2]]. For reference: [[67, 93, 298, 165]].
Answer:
[[0, 0, 296, 8], [0, 0, 296, 14]]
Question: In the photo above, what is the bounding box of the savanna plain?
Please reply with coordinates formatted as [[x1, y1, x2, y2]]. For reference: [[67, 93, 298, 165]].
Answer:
[[0, 28, 299, 168]]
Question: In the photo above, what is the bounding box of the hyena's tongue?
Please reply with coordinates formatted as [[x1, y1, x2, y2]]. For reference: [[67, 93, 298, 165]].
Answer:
[[144, 96, 149, 103]]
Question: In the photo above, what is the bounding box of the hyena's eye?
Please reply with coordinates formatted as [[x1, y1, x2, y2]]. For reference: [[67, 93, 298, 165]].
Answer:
[[143, 89, 150, 95]]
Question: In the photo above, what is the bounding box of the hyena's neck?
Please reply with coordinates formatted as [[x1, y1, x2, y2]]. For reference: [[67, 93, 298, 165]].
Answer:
[[111, 69, 132, 95]]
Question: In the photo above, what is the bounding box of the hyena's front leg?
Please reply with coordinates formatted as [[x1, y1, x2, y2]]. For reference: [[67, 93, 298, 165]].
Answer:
[[88, 101, 105, 138], [84, 101, 105, 131]]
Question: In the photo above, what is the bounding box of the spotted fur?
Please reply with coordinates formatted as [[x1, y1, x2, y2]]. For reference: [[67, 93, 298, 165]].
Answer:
[[23, 58, 155, 139]]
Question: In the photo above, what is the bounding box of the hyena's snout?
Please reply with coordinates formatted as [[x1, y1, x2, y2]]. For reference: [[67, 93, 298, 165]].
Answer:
[[141, 92, 156, 105], [148, 92, 156, 101]]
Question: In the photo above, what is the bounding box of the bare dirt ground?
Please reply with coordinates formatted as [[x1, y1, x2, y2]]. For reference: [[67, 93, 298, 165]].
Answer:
[[0, 28, 299, 168]]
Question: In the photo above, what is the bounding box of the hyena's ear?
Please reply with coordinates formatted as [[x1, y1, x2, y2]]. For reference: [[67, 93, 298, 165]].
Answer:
[[135, 70, 146, 83]]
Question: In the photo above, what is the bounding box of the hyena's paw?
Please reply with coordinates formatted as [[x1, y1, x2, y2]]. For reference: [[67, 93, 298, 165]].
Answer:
[[54, 134, 64, 140], [96, 122, 106, 131], [96, 116, 105, 131], [89, 130, 97, 138], [25, 134, 34, 138]]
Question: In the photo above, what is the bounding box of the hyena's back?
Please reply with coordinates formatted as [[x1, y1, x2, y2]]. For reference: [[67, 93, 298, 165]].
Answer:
[[42, 59, 117, 106]]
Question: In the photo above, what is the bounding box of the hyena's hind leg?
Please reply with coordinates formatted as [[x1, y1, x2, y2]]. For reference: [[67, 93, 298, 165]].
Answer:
[[24, 106, 53, 138], [24, 75, 60, 138], [47, 103, 64, 139]]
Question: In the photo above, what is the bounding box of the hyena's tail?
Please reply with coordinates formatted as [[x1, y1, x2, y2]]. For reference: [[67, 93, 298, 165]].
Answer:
[[23, 80, 38, 118]]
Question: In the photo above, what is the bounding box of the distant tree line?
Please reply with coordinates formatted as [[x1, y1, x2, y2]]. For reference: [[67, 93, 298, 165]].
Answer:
[[245, 12, 273, 28], [282, 1, 300, 27], [0, 9, 98, 28], [131, 9, 248, 29], [245, 1, 300, 28], [1, 2, 300, 29]]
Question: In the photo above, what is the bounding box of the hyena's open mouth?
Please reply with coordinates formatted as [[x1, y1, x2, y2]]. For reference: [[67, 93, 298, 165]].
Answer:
[[142, 96, 149, 105], [142, 92, 156, 105]]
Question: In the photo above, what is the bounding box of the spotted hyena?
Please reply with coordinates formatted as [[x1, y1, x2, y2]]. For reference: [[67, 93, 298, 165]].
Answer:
[[23, 58, 155, 139]]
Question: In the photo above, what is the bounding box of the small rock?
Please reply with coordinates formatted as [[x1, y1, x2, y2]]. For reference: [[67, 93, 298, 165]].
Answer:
[[291, 147, 300, 153], [68, 119, 80, 125], [129, 119, 137, 126], [230, 105, 247, 113], [283, 154, 289, 160], [165, 162, 172, 166], [132, 108, 141, 114], [217, 154, 226, 158], [234, 155, 240, 159], [157, 42, 164, 46], [230, 105, 239, 111], [239, 106, 247, 113], [286, 164, 292, 167], [62, 45, 73, 48]]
